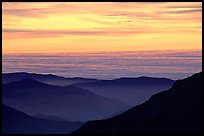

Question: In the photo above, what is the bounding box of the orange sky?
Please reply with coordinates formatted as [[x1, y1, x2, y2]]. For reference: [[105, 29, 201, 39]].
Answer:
[[2, 2, 202, 54]]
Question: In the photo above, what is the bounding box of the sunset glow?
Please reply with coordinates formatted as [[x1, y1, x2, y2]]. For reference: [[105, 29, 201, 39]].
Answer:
[[2, 2, 202, 54]]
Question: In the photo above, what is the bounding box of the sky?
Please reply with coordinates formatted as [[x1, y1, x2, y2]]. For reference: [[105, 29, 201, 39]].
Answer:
[[2, 2, 202, 54]]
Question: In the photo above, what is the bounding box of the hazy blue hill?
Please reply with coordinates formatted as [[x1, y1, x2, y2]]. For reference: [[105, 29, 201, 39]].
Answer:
[[2, 78, 95, 99], [3, 78, 51, 89], [3, 72, 174, 107], [2, 104, 83, 134], [2, 72, 65, 83], [72, 76, 173, 86], [2, 78, 128, 121], [72, 72, 202, 134], [34, 114, 69, 122], [113, 76, 173, 84], [73, 76, 174, 106], [2, 72, 97, 86]]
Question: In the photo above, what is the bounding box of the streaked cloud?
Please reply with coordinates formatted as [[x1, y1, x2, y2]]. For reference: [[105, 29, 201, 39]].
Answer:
[[1, 28, 159, 38], [165, 9, 202, 14], [3, 26, 201, 39], [2, 2, 202, 53], [166, 5, 202, 9]]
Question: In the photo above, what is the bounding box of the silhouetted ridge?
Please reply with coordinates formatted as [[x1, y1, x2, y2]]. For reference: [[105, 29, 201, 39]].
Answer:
[[3, 72, 66, 79], [117, 76, 172, 81], [3, 78, 51, 89], [2, 104, 83, 134], [2, 77, 128, 121], [2, 72, 98, 86], [72, 76, 174, 106], [34, 114, 68, 122], [72, 72, 202, 134], [3, 78, 92, 94], [171, 71, 202, 92], [113, 76, 173, 84], [63, 85, 95, 95], [3, 72, 173, 85]]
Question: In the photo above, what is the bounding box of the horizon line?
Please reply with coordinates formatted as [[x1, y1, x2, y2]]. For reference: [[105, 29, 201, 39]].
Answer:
[[2, 49, 202, 55], [3, 71, 201, 81]]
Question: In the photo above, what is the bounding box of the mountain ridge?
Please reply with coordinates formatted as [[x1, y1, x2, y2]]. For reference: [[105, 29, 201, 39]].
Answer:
[[72, 72, 202, 134], [2, 78, 128, 121], [3, 72, 174, 84], [2, 104, 83, 134]]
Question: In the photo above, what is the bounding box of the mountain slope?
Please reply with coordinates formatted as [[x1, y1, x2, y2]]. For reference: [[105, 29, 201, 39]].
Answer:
[[2, 72, 97, 86], [2, 78, 128, 121], [73, 77, 174, 105], [2, 104, 83, 134], [3, 72, 174, 106], [72, 72, 202, 134], [33, 114, 68, 122]]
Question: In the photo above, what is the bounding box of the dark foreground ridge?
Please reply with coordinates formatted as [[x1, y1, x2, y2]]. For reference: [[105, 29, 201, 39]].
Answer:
[[2, 104, 83, 134], [72, 72, 203, 135]]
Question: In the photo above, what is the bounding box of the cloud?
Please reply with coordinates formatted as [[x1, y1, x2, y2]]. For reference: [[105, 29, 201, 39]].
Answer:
[[3, 2, 202, 22], [105, 14, 128, 17], [2, 2, 85, 18], [3, 29, 104, 38], [2, 2, 202, 38], [3, 26, 201, 39], [3, 7, 58, 18], [2, 28, 164, 38], [165, 9, 202, 14], [166, 5, 202, 9]]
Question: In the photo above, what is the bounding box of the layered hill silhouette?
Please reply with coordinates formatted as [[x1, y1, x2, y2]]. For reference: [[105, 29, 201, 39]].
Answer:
[[34, 114, 69, 122], [72, 72, 203, 134], [3, 72, 174, 106], [2, 72, 97, 86], [2, 104, 83, 134], [2, 78, 128, 121], [73, 77, 174, 105]]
